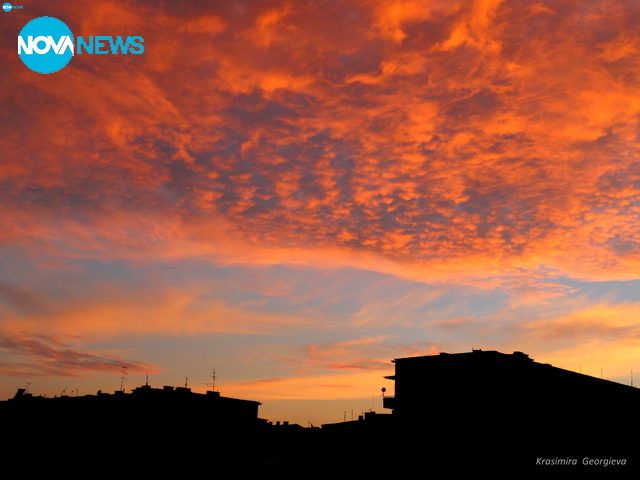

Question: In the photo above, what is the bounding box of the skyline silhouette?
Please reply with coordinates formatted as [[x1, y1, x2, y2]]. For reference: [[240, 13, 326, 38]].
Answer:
[[4, 348, 637, 475]]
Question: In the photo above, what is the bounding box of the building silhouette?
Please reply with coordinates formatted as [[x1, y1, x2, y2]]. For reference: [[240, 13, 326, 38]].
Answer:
[[3, 349, 638, 475], [4, 381, 268, 474], [380, 349, 640, 474]]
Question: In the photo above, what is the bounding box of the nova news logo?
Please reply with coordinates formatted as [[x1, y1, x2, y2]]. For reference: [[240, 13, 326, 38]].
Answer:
[[3, 3, 24, 12], [18, 16, 144, 74]]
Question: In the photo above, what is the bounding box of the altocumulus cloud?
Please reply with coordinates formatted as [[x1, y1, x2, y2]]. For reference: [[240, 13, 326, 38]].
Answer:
[[2, 0, 640, 399]]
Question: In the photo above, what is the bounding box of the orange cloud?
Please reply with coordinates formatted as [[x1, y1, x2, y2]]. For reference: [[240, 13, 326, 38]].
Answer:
[[3, 0, 640, 400]]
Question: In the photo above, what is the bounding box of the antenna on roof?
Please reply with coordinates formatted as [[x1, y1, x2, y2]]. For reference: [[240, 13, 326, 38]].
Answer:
[[185, 377, 189, 388], [205, 369, 217, 392], [119, 366, 128, 392], [632, 369, 634, 387]]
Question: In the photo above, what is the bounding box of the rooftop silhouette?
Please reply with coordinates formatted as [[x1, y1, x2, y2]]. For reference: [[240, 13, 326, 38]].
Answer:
[[378, 349, 640, 474], [384, 349, 640, 420], [3, 349, 638, 476]]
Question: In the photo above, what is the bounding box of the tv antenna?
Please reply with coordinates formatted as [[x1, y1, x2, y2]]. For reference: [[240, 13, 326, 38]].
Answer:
[[119, 366, 128, 392], [205, 369, 217, 392]]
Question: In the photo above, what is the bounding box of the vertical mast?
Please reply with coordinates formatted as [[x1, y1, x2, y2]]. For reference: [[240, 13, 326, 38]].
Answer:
[[204, 369, 217, 392], [119, 366, 128, 392]]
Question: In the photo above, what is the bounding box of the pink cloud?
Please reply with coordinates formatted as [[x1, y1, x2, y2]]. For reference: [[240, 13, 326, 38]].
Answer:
[[0, 329, 158, 378]]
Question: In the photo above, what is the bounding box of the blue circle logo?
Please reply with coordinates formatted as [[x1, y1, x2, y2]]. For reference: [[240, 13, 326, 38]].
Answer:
[[3, 3, 12, 12], [18, 17, 74, 74]]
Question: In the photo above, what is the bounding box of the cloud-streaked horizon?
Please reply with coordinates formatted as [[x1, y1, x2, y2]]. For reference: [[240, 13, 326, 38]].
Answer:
[[2, 0, 640, 424]]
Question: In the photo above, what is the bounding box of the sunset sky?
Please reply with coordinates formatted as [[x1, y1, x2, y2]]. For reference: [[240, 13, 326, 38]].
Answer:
[[2, 0, 640, 426]]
